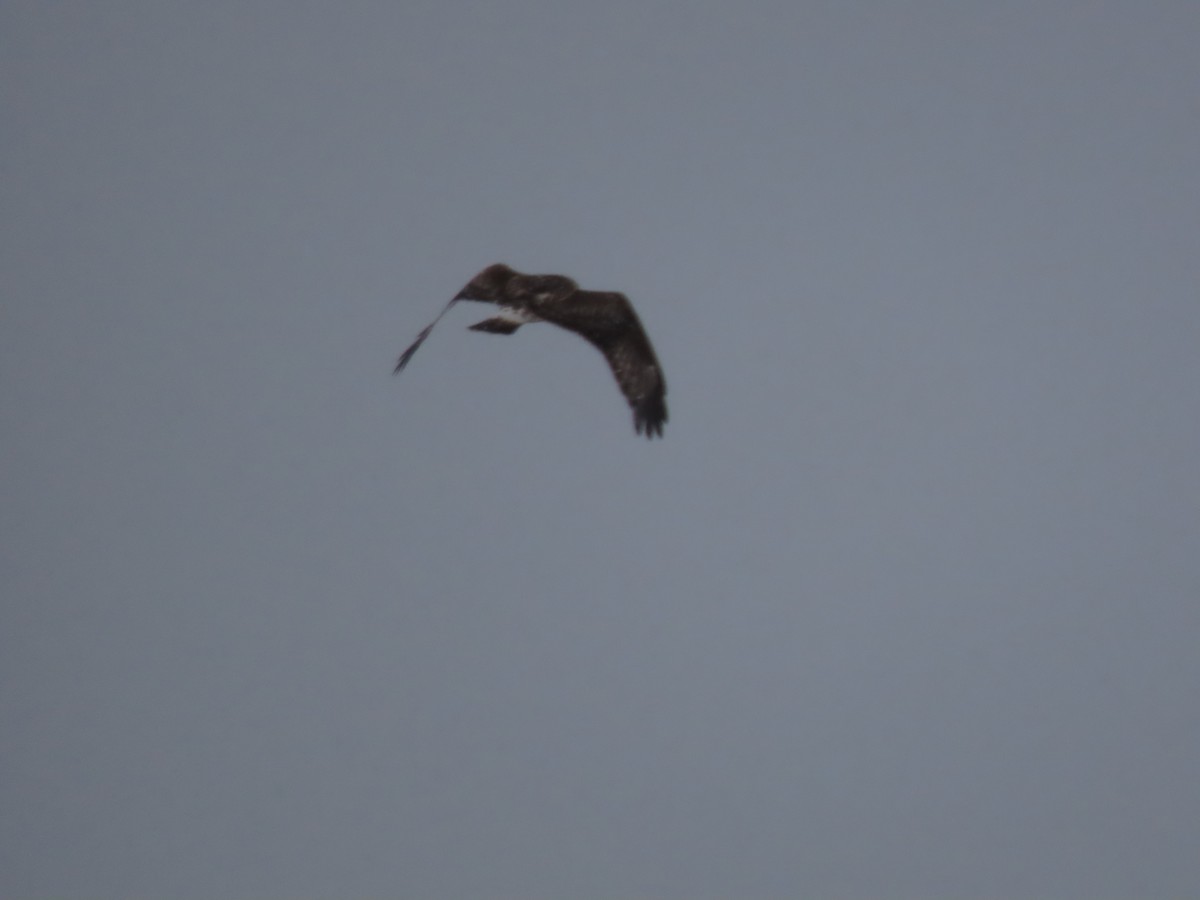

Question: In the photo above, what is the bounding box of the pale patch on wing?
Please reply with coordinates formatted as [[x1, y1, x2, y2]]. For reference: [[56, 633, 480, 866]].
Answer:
[[497, 306, 541, 325]]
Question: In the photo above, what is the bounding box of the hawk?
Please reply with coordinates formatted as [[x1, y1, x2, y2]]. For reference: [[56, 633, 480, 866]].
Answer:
[[394, 264, 668, 438]]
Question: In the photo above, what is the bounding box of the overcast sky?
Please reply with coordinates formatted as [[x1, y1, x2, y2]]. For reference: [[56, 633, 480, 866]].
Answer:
[[3, 2, 1198, 897]]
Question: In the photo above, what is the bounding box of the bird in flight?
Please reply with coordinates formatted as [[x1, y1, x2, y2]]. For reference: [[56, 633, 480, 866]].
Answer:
[[394, 264, 668, 438]]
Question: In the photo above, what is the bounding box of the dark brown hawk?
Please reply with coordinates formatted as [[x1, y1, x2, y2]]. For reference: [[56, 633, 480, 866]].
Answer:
[[394, 264, 668, 438]]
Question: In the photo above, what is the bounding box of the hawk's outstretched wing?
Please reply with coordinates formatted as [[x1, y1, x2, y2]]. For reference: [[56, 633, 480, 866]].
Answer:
[[393, 297, 457, 374], [547, 290, 668, 438]]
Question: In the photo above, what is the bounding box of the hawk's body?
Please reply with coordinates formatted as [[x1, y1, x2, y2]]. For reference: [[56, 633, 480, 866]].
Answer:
[[394, 264, 668, 438]]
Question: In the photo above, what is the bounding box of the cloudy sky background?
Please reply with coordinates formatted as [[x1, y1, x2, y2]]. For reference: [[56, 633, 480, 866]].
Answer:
[[3, 2, 1198, 896]]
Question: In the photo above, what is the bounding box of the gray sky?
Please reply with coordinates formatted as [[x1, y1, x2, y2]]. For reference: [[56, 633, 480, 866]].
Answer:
[[3, 2, 1198, 897]]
